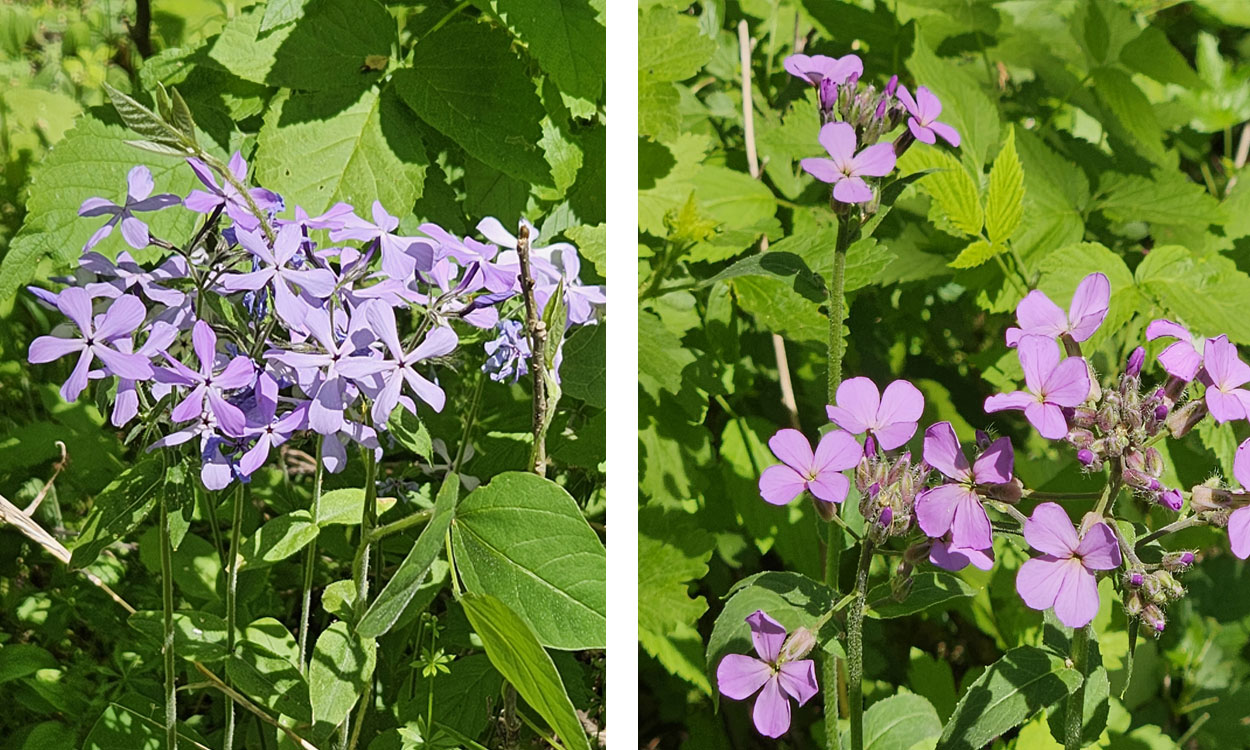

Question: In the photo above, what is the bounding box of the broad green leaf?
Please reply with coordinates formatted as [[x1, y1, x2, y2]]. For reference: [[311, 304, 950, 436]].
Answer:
[[356, 473, 458, 638], [260, 0, 308, 31], [209, 10, 289, 84], [70, 454, 165, 569], [309, 620, 376, 726], [638, 6, 716, 83], [938, 646, 1082, 750], [638, 310, 697, 397], [494, 0, 605, 104], [227, 641, 311, 724], [948, 240, 1003, 270], [388, 409, 433, 460], [404, 653, 504, 739], [451, 472, 605, 650], [163, 455, 195, 551], [730, 274, 827, 343], [985, 126, 1024, 244], [0, 644, 56, 685], [1097, 170, 1225, 229], [256, 85, 428, 217], [564, 223, 606, 277], [541, 276, 568, 371], [460, 593, 590, 750], [83, 696, 209, 750], [865, 572, 977, 619], [841, 692, 942, 750], [1120, 26, 1203, 89], [638, 78, 682, 141], [1198, 419, 1238, 479], [1091, 66, 1167, 164], [393, 22, 551, 187], [560, 323, 606, 409], [128, 610, 229, 664], [243, 618, 300, 664], [1135, 244, 1250, 344], [638, 503, 714, 638], [316, 488, 397, 527], [240, 510, 318, 568], [901, 147, 983, 238], [137, 529, 222, 602], [0, 118, 201, 310]]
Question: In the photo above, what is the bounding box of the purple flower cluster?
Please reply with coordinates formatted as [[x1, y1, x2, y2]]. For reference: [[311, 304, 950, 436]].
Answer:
[[785, 51, 959, 207], [27, 153, 604, 489]]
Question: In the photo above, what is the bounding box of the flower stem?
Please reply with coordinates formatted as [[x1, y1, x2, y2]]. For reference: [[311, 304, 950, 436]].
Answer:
[[847, 539, 874, 750], [827, 217, 852, 402], [1136, 514, 1206, 548], [822, 521, 843, 749], [159, 488, 179, 750], [224, 484, 246, 750], [515, 223, 551, 477], [1020, 490, 1103, 501], [342, 446, 379, 748], [1064, 625, 1090, 750], [297, 437, 325, 675]]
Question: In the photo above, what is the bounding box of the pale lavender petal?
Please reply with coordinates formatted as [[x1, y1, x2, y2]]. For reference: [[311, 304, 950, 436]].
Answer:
[[186, 158, 219, 190], [336, 356, 392, 380], [94, 295, 147, 341], [207, 389, 246, 437], [1074, 523, 1121, 570], [914, 86, 943, 121], [717, 654, 770, 700], [309, 379, 347, 435], [126, 166, 154, 201], [768, 428, 814, 473], [1052, 562, 1100, 628], [79, 197, 120, 218], [129, 193, 182, 212], [812, 430, 862, 473], [799, 158, 842, 184], [777, 660, 818, 706], [215, 356, 256, 390], [227, 151, 247, 182], [746, 609, 786, 663], [830, 377, 880, 433], [915, 484, 966, 539], [1229, 506, 1250, 559], [850, 143, 896, 178], [752, 678, 791, 738], [1146, 319, 1190, 342], [1066, 273, 1109, 342], [476, 217, 517, 248], [1043, 357, 1092, 407], [783, 54, 820, 83], [1206, 387, 1246, 424], [807, 471, 849, 505], [286, 269, 337, 298], [239, 434, 273, 477], [1025, 401, 1068, 440], [170, 386, 206, 423], [1157, 341, 1201, 381], [759, 465, 808, 505], [92, 344, 153, 380], [111, 382, 139, 427], [929, 120, 961, 147], [984, 390, 1033, 413], [220, 268, 276, 292], [401, 369, 446, 412], [61, 349, 93, 402], [1015, 555, 1069, 612], [191, 321, 216, 373], [1016, 293, 1068, 342], [832, 176, 873, 204], [895, 85, 919, 117], [1235, 437, 1250, 489], [877, 380, 924, 427], [951, 493, 993, 550], [923, 422, 971, 481], [57, 287, 95, 335], [183, 190, 224, 213], [908, 119, 936, 145], [371, 372, 405, 425], [873, 421, 918, 451], [410, 325, 459, 362], [29, 336, 83, 363], [1205, 336, 1250, 390], [930, 541, 993, 571], [817, 122, 857, 163], [1024, 502, 1079, 557]]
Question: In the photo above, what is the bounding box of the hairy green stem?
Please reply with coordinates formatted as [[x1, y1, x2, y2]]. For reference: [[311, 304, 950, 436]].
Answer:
[[297, 437, 325, 675], [342, 447, 379, 749], [1065, 625, 1090, 750], [827, 217, 852, 401], [847, 540, 874, 750], [160, 491, 178, 750], [1136, 515, 1205, 548], [224, 485, 246, 750], [822, 521, 843, 749]]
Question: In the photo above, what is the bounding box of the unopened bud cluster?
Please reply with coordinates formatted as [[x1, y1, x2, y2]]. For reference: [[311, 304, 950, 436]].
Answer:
[[1123, 560, 1191, 635], [821, 73, 907, 148], [853, 448, 923, 543]]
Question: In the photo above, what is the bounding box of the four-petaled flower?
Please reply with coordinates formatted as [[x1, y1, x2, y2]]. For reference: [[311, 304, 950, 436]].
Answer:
[[895, 85, 961, 147], [826, 376, 923, 451], [915, 422, 1013, 552], [758, 428, 863, 506], [929, 535, 994, 572], [985, 335, 1090, 440], [800, 122, 897, 204], [78, 166, 180, 252], [1005, 273, 1110, 347], [28, 289, 154, 402], [782, 53, 863, 86], [1199, 335, 1250, 424], [717, 610, 818, 739], [1016, 503, 1121, 628]]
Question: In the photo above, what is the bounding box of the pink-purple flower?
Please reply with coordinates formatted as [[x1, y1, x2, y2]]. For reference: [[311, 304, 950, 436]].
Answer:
[[28, 289, 154, 402], [984, 335, 1091, 440], [78, 166, 180, 253], [895, 85, 960, 147], [1199, 335, 1250, 424], [1015, 503, 1121, 628], [1145, 319, 1204, 382], [1229, 438, 1250, 559], [184, 152, 282, 231], [800, 122, 897, 204], [1005, 273, 1110, 347], [716, 610, 818, 738], [782, 53, 863, 86], [826, 376, 923, 451], [158, 320, 256, 437], [915, 422, 1012, 552], [929, 536, 994, 572], [759, 428, 862, 506]]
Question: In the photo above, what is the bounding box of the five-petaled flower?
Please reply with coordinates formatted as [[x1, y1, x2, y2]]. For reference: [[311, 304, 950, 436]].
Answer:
[[758, 428, 863, 506], [1016, 503, 1122, 628], [28, 289, 154, 402], [717, 610, 818, 738], [158, 320, 256, 437], [895, 85, 961, 147], [78, 166, 180, 253], [826, 376, 924, 451], [984, 335, 1090, 440], [915, 422, 1013, 552], [800, 122, 897, 204], [219, 223, 338, 328], [1005, 273, 1110, 347]]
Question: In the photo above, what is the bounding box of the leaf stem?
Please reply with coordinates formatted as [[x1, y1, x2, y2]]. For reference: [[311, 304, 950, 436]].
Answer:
[[160, 485, 179, 750], [224, 484, 246, 750], [298, 437, 325, 675]]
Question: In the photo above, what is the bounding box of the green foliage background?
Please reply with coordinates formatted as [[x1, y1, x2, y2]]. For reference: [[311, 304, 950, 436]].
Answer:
[[638, 1, 1250, 748], [0, 1, 606, 748]]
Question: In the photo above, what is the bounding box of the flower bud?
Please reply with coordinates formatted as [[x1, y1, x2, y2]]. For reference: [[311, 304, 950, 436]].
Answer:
[[885, 74, 899, 97], [982, 478, 1023, 504], [1157, 488, 1183, 511], [1167, 399, 1207, 439], [1154, 403, 1169, 421], [1156, 571, 1184, 599], [1144, 447, 1163, 477], [819, 78, 838, 114], [1142, 573, 1168, 604], [1124, 591, 1143, 617], [1068, 428, 1095, 449], [1070, 407, 1098, 428], [1123, 449, 1145, 472], [1125, 569, 1145, 588], [874, 97, 888, 121], [904, 542, 931, 565], [1077, 448, 1097, 467], [1190, 484, 1231, 513], [1163, 376, 1186, 405], [813, 497, 837, 522], [1126, 347, 1145, 378], [1123, 468, 1160, 492], [779, 627, 817, 663], [1162, 550, 1196, 571], [878, 506, 894, 528], [1142, 603, 1166, 633], [864, 434, 879, 459], [975, 429, 992, 450]]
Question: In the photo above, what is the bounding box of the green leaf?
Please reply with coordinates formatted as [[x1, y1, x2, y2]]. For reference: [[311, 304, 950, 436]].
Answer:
[[260, 0, 308, 31], [638, 78, 682, 141], [844, 692, 942, 750], [1135, 244, 1250, 344], [309, 620, 376, 726], [1036, 242, 1136, 348], [388, 409, 433, 460], [638, 504, 714, 638], [865, 572, 978, 619], [138, 530, 222, 602], [163, 454, 195, 551], [227, 640, 312, 724], [69, 454, 165, 569], [460, 593, 589, 750], [1091, 66, 1167, 164], [0, 117, 201, 310], [637, 309, 697, 397], [901, 147, 983, 238], [1120, 26, 1203, 89], [0, 645, 56, 685], [127, 610, 229, 664], [542, 278, 568, 371], [564, 223, 605, 277], [985, 126, 1024, 244], [638, 6, 716, 83], [393, 22, 551, 187], [405, 653, 503, 739], [316, 488, 397, 527], [948, 240, 1003, 270], [256, 84, 428, 217], [451, 472, 605, 650], [240, 510, 318, 569], [698, 252, 825, 298], [83, 696, 210, 750], [494, 0, 605, 104], [560, 323, 606, 409], [356, 473, 458, 639], [1097, 170, 1225, 229], [938, 646, 1082, 750], [101, 83, 187, 150], [730, 274, 827, 343]]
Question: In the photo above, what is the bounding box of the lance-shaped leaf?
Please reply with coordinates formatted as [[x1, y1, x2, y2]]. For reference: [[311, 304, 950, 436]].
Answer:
[[70, 454, 165, 569]]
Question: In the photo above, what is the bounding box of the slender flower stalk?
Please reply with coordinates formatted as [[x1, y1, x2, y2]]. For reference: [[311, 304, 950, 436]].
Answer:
[[224, 484, 246, 750], [297, 435, 325, 674], [159, 477, 178, 750]]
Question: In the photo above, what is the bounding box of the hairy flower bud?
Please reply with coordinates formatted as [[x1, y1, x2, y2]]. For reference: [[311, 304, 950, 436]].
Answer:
[[1142, 573, 1168, 604], [1125, 569, 1145, 588], [1070, 407, 1098, 428], [1076, 448, 1096, 466], [1123, 449, 1145, 472], [1126, 346, 1145, 378], [878, 506, 894, 528], [1142, 603, 1166, 633], [885, 74, 899, 97], [1167, 399, 1207, 439], [813, 496, 837, 523], [975, 429, 991, 450], [1125, 591, 1143, 617], [1157, 488, 1183, 511], [1156, 571, 1184, 600], [1190, 484, 1231, 513], [982, 478, 1023, 504], [1144, 447, 1163, 477], [819, 78, 838, 116], [779, 627, 817, 663], [1162, 550, 1196, 572], [1067, 427, 1095, 449]]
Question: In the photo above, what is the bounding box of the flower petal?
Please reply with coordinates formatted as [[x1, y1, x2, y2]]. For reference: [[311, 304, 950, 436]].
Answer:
[[984, 390, 1034, 413], [928, 120, 961, 147], [1017, 334, 1061, 396], [915, 484, 966, 539], [1042, 357, 1092, 407], [972, 436, 1014, 485], [800, 157, 842, 184], [951, 493, 993, 551], [1229, 506, 1250, 559], [1158, 340, 1202, 382], [768, 428, 815, 473], [817, 122, 857, 163], [717, 654, 770, 701], [1235, 437, 1250, 490], [1015, 290, 1068, 340], [813, 430, 862, 473], [94, 295, 147, 342], [1075, 522, 1121, 570], [746, 610, 786, 664], [57, 287, 95, 335], [850, 143, 896, 178], [1066, 273, 1109, 342], [1052, 562, 1100, 628], [1025, 401, 1068, 440], [752, 677, 792, 739], [759, 465, 808, 506], [807, 471, 849, 505], [476, 216, 517, 248], [830, 377, 881, 433], [126, 166, 155, 202], [1024, 502, 1079, 557], [777, 660, 818, 706], [29, 335, 83, 364], [1015, 555, 1068, 612], [922, 421, 971, 482], [832, 176, 874, 204]]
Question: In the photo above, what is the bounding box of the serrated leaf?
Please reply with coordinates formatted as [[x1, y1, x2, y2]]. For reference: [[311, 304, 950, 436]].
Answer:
[[985, 126, 1024, 244], [638, 504, 714, 638], [494, 0, 605, 103], [949, 239, 1003, 269], [451, 472, 605, 650], [1097, 170, 1225, 228], [638, 6, 715, 83], [260, 0, 308, 31], [1135, 244, 1250, 344], [901, 147, 983, 238], [1091, 66, 1167, 164]]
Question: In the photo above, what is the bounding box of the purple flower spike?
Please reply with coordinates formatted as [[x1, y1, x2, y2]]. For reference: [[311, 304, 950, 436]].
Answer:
[[1200, 335, 1250, 423], [78, 166, 181, 253], [331, 200, 435, 281], [782, 53, 863, 86], [758, 428, 862, 506], [1146, 319, 1204, 382], [159, 320, 255, 437], [337, 300, 458, 425], [895, 85, 961, 147], [1005, 273, 1109, 347], [929, 536, 994, 572], [825, 376, 923, 451], [184, 152, 281, 231], [800, 122, 897, 204], [28, 289, 153, 402], [220, 224, 337, 328], [984, 335, 1090, 440], [915, 422, 1012, 551], [1227, 438, 1250, 559], [716, 610, 818, 739], [1016, 503, 1121, 628]]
